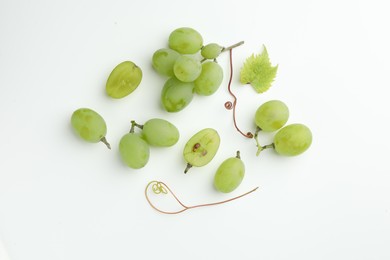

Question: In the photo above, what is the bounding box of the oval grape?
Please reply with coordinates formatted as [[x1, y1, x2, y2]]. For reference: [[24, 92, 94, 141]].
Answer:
[[141, 118, 179, 147], [201, 43, 223, 59], [106, 61, 142, 99], [161, 77, 194, 112], [274, 123, 312, 156], [255, 100, 289, 132], [173, 55, 202, 82], [71, 108, 110, 149], [194, 61, 223, 96], [214, 152, 245, 193], [168, 27, 203, 54], [152, 48, 180, 77], [183, 128, 220, 173], [119, 133, 150, 169]]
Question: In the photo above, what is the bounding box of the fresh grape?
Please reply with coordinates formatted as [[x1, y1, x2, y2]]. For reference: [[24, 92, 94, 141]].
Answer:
[[152, 48, 180, 77], [141, 118, 179, 147], [71, 108, 110, 149], [173, 55, 202, 82], [274, 124, 312, 156], [106, 61, 142, 99], [183, 128, 220, 173], [119, 133, 150, 169], [255, 100, 289, 132], [201, 43, 223, 59], [168, 27, 203, 54], [214, 151, 245, 193], [161, 77, 194, 112], [194, 61, 223, 96]]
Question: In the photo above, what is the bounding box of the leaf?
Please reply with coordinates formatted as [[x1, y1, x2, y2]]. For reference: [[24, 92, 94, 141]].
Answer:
[[240, 45, 278, 93]]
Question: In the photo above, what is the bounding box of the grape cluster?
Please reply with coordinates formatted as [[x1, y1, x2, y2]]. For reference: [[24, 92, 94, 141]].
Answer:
[[152, 27, 228, 112]]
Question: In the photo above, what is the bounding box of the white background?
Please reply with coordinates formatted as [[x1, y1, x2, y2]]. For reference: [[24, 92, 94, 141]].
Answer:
[[1, 0, 390, 259]]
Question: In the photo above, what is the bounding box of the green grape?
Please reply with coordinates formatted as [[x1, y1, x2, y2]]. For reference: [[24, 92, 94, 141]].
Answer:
[[194, 61, 223, 96], [168, 27, 203, 54], [274, 124, 312, 156], [161, 77, 194, 112], [106, 61, 142, 99], [183, 128, 220, 173], [119, 133, 150, 169], [173, 55, 202, 82], [214, 151, 245, 193], [141, 118, 179, 147], [71, 108, 110, 149], [152, 48, 180, 77], [201, 43, 223, 59], [255, 100, 289, 132]]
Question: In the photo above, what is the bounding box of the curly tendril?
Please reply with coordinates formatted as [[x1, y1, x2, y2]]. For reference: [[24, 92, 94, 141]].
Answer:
[[145, 180, 259, 214], [225, 48, 253, 139]]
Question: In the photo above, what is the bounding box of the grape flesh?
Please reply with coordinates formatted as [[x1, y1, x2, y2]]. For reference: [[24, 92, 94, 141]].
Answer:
[[161, 77, 194, 112], [194, 61, 223, 96], [201, 43, 223, 59], [183, 128, 220, 172], [274, 124, 312, 156], [255, 100, 289, 132], [119, 133, 150, 169], [152, 48, 180, 77], [214, 152, 245, 193], [141, 118, 179, 147], [71, 108, 110, 148], [106, 61, 142, 99], [168, 27, 203, 54], [173, 55, 202, 82]]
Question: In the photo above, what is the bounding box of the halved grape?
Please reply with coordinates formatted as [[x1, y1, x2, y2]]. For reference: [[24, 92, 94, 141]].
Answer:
[[183, 128, 220, 173], [173, 55, 202, 82], [255, 100, 289, 132], [152, 48, 180, 77], [119, 133, 150, 169], [106, 61, 142, 99], [141, 118, 179, 147], [161, 77, 194, 112], [214, 151, 245, 193], [201, 43, 223, 59], [168, 27, 203, 54], [274, 124, 312, 156], [71, 108, 110, 149], [194, 61, 223, 96]]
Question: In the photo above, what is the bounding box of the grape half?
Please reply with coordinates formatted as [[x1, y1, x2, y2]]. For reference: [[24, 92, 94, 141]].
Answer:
[[173, 55, 202, 82], [71, 108, 110, 149], [183, 128, 220, 173], [161, 77, 194, 112], [274, 124, 312, 156], [119, 133, 150, 169], [194, 61, 223, 96], [141, 118, 179, 147], [152, 48, 180, 77], [106, 61, 142, 99], [168, 27, 203, 54], [214, 151, 245, 193], [255, 100, 289, 132]]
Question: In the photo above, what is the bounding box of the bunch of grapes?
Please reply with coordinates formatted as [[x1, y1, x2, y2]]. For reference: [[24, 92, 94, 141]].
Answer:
[[152, 27, 240, 112]]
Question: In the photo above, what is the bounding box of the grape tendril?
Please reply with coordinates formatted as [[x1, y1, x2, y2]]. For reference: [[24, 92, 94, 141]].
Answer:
[[145, 180, 259, 214], [225, 49, 253, 139]]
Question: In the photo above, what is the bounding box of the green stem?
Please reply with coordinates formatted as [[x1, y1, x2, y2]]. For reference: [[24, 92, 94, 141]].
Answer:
[[222, 41, 244, 52], [100, 137, 111, 149]]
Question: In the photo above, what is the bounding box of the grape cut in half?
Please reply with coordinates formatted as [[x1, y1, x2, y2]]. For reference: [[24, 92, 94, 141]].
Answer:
[[183, 128, 220, 173]]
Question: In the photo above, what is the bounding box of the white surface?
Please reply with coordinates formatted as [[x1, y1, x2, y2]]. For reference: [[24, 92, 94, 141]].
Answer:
[[1, 0, 390, 259]]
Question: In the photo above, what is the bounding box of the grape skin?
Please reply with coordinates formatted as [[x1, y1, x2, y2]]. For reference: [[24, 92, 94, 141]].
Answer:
[[274, 124, 312, 156], [194, 61, 223, 96], [119, 133, 150, 169], [255, 100, 289, 132], [168, 27, 203, 54], [141, 118, 179, 147], [161, 77, 194, 112], [152, 48, 180, 77], [71, 108, 107, 143], [214, 156, 245, 193], [106, 61, 142, 99]]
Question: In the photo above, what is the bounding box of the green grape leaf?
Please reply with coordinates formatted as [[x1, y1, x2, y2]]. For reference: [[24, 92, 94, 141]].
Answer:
[[240, 45, 278, 93]]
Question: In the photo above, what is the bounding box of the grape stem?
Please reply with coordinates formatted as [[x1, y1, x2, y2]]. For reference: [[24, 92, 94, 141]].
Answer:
[[184, 163, 192, 174], [256, 143, 275, 156], [222, 41, 245, 52], [236, 150, 241, 159], [145, 180, 259, 214], [100, 137, 111, 149], [130, 120, 144, 133]]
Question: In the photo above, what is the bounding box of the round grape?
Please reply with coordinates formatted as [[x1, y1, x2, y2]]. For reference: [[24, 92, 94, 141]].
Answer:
[[201, 43, 223, 59], [119, 133, 150, 169], [173, 55, 202, 82], [141, 118, 179, 147], [214, 151, 245, 193], [152, 48, 180, 77], [274, 124, 312, 156], [255, 100, 289, 132], [168, 27, 203, 54], [161, 77, 194, 112], [106, 61, 142, 99], [194, 61, 223, 96]]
